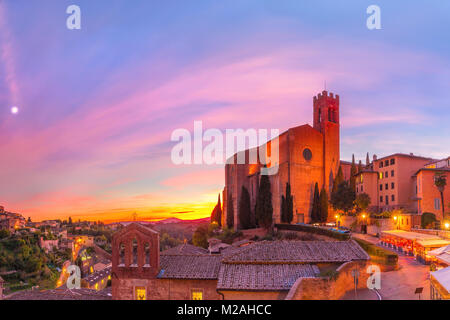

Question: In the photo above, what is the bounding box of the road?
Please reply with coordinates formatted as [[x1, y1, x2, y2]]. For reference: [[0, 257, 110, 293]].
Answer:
[[342, 233, 431, 300]]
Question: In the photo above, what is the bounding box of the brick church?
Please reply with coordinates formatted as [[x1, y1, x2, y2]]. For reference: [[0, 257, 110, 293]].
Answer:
[[222, 91, 351, 227]]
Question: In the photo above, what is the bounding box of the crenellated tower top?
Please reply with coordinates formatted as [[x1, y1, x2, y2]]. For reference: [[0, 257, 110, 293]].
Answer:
[[313, 90, 340, 133]]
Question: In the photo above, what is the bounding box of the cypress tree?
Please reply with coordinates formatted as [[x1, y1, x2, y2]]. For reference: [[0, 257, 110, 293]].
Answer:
[[255, 174, 273, 229], [311, 183, 320, 223], [319, 187, 329, 223], [286, 183, 294, 224], [210, 194, 222, 226], [350, 155, 357, 192], [281, 195, 287, 223], [226, 194, 234, 228], [333, 166, 344, 194], [366, 152, 370, 167], [238, 186, 252, 229]]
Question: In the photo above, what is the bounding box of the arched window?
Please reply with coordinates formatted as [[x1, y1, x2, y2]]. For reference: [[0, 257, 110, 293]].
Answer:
[[132, 238, 138, 266], [144, 242, 150, 267], [119, 242, 125, 266]]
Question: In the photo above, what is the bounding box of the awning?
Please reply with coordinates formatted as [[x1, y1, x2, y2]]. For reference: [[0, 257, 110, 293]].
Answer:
[[428, 245, 450, 257], [431, 267, 450, 293], [417, 239, 450, 248]]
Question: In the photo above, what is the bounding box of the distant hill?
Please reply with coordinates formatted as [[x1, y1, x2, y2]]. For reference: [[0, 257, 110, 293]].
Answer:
[[107, 217, 209, 227]]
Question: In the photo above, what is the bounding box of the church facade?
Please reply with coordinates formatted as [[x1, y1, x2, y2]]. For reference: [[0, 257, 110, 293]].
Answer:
[[222, 91, 348, 227]]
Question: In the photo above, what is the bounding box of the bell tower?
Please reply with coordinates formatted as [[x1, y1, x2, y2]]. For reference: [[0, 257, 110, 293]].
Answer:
[[313, 90, 339, 132], [313, 91, 340, 192]]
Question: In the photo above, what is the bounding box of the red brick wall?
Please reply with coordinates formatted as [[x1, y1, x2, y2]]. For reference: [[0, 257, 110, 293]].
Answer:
[[112, 278, 220, 300]]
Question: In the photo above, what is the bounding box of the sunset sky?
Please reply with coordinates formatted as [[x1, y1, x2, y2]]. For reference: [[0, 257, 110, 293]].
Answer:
[[0, 1, 449, 222]]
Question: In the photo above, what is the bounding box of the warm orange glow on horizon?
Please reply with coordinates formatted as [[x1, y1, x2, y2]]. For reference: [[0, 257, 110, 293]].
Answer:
[[22, 201, 216, 224]]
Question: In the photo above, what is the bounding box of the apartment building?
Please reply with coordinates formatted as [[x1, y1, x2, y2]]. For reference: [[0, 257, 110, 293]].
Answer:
[[356, 153, 445, 215]]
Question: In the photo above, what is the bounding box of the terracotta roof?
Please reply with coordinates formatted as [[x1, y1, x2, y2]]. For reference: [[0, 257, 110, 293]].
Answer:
[[5, 288, 112, 300], [161, 243, 209, 255], [217, 264, 319, 291], [223, 240, 369, 264], [158, 255, 222, 279], [374, 153, 434, 162], [413, 167, 450, 176]]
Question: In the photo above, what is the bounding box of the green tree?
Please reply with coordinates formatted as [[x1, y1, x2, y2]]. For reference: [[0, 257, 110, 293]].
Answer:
[[192, 225, 208, 248], [285, 183, 294, 224], [319, 186, 329, 223], [421, 212, 437, 229], [226, 194, 234, 228], [434, 172, 447, 220], [255, 174, 273, 229], [355, 193, 371, 213], [239, 186, 252, 229], [281, 195, 287, 223], [330, 181, 356, 214], [358, 160, 363, 173], [332, 166, 344, 194], [311, 183, 320, 223], [0, 229, 10, 239], [350, 155, 357, 192]]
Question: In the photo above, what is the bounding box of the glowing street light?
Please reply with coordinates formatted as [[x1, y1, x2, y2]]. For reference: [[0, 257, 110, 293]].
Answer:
[[11, 106, 19, 114], [393, 216, 399, 230], [445, 222, 450, 230]]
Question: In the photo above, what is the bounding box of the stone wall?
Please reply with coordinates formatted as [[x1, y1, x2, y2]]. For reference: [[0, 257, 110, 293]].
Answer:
[[285, 261, 372, 300]]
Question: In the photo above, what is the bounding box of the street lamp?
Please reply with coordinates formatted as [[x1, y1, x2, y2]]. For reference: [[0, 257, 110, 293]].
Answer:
[[444, 222, 450, 230], [361, 214, 367, 234], [393, 216, 399, 230], [335, 215, 340, 228]]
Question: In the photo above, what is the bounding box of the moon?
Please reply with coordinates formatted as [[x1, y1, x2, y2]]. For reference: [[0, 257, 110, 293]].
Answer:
[[11, 106, 19, 114]]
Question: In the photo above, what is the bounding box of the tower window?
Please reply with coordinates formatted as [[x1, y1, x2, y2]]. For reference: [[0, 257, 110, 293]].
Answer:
[[390, 159, 395, 165], [391, 170, 394, 177], [380, 196, 383, 202], [119, 242, 125, 266], [132, 238, 138, 266], [303, 148, 312, 161], [144, 242, 151, 266], [391, 182, 395, 189]]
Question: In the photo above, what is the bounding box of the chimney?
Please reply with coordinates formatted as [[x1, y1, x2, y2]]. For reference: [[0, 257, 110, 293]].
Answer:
[[373, 154, 377, 161]]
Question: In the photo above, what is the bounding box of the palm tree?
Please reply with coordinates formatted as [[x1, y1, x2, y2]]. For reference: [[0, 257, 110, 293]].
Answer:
[[434, 171, 447, 220]]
